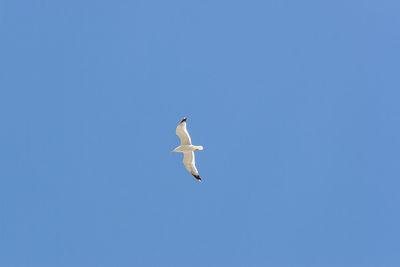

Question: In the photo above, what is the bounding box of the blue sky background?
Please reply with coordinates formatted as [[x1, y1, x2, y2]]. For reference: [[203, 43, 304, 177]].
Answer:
[[1, 0, 399, 266]]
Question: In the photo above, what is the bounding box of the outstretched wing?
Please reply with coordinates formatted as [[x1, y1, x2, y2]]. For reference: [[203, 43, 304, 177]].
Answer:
[[176, 117, 192, 145], [183, 151, 202, 181]]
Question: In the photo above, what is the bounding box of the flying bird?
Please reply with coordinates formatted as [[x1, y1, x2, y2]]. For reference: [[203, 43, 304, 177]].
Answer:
[[172, 117, 203, 182]]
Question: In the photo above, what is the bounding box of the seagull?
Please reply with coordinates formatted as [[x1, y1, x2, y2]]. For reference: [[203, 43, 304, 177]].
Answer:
[[172, 117, 203, 182]]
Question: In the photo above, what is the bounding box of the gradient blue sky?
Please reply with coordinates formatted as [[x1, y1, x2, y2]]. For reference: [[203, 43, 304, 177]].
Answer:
[[1, 0, 399, 266]]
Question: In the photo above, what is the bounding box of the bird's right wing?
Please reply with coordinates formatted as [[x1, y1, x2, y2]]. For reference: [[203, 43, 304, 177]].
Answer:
[[183, 151, 201, 181], [176, 117, 192, 145]]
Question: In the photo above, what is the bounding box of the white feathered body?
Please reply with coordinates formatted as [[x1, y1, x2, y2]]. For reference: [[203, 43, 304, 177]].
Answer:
[[172, 117, 203, 181], [172, 145, 203, 152]]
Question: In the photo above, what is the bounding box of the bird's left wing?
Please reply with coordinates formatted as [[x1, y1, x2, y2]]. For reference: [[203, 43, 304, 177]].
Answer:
[[176, 117, 192, 145], [183, 151, 202, 181]]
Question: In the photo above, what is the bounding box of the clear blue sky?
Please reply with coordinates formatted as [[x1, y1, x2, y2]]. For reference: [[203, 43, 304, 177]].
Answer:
[[1, 0, 399, 266]]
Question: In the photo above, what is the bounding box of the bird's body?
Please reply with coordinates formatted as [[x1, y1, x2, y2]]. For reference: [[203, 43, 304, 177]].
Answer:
[[172, 117, 203, 182], [172, 145, 203, 152]]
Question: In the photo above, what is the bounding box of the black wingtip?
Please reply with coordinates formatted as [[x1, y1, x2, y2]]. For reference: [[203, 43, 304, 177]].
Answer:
[[179, 117, 187, 124], [193, 174, 202, 182]]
